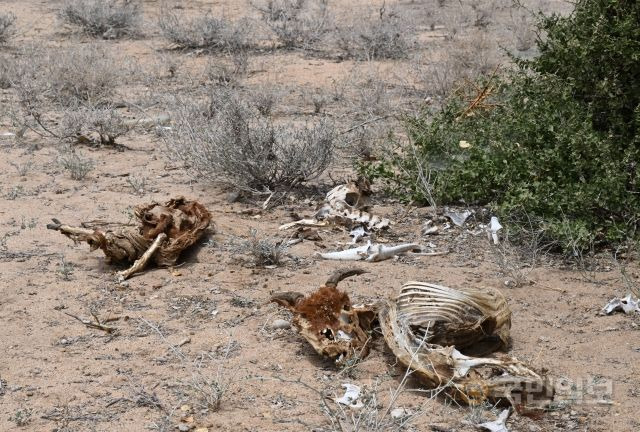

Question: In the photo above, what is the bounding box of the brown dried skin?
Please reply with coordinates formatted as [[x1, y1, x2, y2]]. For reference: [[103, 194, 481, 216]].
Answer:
[[48, 197, 212, 267], [271, 269, 373, 364], [379, 283, 554, 412]]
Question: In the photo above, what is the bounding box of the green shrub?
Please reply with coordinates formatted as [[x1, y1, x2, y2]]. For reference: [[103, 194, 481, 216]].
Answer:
[[529, 0, 640, 142], [363, 0, 640, 252]]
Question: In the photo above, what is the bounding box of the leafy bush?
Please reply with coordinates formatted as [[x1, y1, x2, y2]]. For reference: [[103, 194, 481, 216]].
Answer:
[[58, 0, 141, 39], [0, 13, 16, 44], [164, 89, 335, 192], [364, 0, 640, 252], [528, 0, 640, 143], [159, 11, 252, 52]]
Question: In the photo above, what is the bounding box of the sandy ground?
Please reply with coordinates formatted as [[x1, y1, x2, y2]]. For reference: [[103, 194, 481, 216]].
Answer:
[[1, 1, 639, 431]]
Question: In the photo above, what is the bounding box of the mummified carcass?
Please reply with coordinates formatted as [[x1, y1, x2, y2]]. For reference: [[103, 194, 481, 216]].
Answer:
[[279, 178, 390, 231], [272, 275, 554, 411], [47, 197, 212, 280], [271, 269, 377, 365]]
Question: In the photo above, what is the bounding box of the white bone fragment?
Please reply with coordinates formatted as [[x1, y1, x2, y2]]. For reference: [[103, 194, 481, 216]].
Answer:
[[444, 209, 473, 227], [318, 242, 420, 262], [335, 384, 363, 409], [601, 294, 640, 315], [488, 216, 502, 244], [478, 409, 510, 432]]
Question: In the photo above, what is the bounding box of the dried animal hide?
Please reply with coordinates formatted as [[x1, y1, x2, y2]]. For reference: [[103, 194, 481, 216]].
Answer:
[[48, 197, 212, 270], [379, 282, 554, 411], [271, 269, 376, 365], [279, 179, 390, 231]]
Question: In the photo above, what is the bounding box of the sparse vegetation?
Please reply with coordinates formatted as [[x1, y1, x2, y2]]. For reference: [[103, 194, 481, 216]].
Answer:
[[159, 11, 252, 52], [7, 45, 131, 143], [1, 1, 636, 431], [58, 0, 142, 39], [0, 13, 17, 44], [60, 106, 133, 146], [336, 12, 409, 60], [242, 229, 287, 267], [57, 147, 94, 180], [164, 89, 335, 192], [11, 44, 118, 109], [254, 0, 331, 49], [9, 408, 33, 427]]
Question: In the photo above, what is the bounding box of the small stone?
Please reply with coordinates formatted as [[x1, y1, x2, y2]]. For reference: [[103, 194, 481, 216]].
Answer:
[[271, 319, 291, 330], [177, 424, 190, 432]]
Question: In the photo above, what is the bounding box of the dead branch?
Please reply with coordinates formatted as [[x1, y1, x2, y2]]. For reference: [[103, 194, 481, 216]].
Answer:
[[63, 311, 117, 334]]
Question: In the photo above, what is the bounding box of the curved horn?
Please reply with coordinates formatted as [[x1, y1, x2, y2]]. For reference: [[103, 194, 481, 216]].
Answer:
[[325, 268, 367, 288]]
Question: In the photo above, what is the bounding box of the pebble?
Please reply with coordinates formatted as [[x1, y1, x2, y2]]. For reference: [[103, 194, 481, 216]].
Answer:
[[271, 319, 291, 330], [177, 424, 191, 432]]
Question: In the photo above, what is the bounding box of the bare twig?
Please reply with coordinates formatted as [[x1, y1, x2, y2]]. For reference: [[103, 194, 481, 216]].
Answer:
[[63, 311, 117, 333]]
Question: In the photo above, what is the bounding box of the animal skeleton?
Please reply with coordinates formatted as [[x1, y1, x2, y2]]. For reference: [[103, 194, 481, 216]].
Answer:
[[272, 276, 554, 411], [279, 179, 390, 231]]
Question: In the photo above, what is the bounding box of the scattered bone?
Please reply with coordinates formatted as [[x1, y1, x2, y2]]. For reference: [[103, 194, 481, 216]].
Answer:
[[422, 220, 438, 235], [478, 409, 510, 432], [488, 216, 503, 244], [117, 233, 167, 281], [335, 383, 363, 409], [601, 294, 640, 315], [444, 208, 474, 227], [271, 319, 291, 330], [390, 407, 411, 419], [281, 179, 390, 232], [349, 226, 368, 243], [271, 269, 375, 365], [318, 242, 429, 262], [48, 197, 212, 280], [279, 219, 327, 230]]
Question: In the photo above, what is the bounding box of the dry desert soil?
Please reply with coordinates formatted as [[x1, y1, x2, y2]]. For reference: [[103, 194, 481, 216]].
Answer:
[[1, 1, 639, 431]]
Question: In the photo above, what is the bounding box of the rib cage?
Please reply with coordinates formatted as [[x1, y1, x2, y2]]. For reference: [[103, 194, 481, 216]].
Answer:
[[397, 282, 511, 354]]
